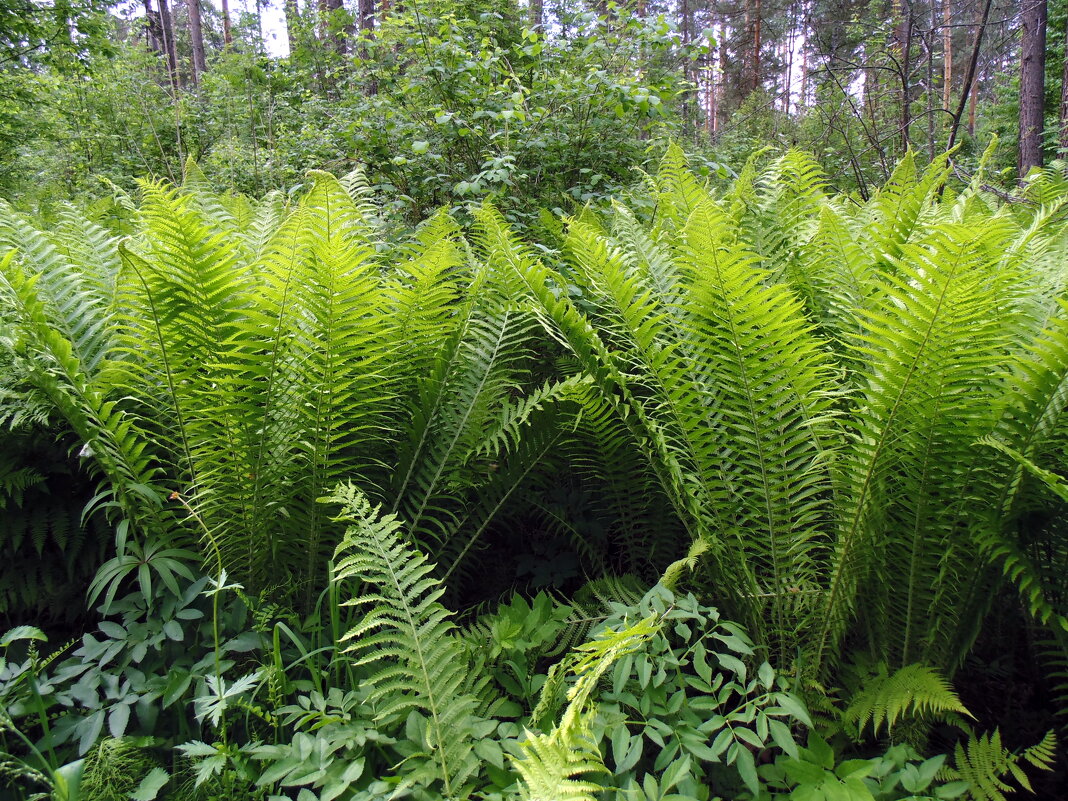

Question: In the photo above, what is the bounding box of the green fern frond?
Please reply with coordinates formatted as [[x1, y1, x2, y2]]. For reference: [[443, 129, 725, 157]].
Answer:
[[390, 292, 538, 547], [1036, 628, 1068, 724], [0, 252, 164, 526], [942, 729, 1056, 801], [816, 220, 1018, 673], [512, 730, 607, 801], [328, 483, 483, 797], [303, 169, 375, 245], [861, 152, 952, 267], [650, 142, 711, 232], [842, 662, 972, 737], [541, 574, 650, 662], [0, 199, 117, 374], [745, 149, 827, 283], [513, 614, 659, 801]]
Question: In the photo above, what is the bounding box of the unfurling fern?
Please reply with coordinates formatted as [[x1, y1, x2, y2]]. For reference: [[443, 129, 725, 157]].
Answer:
[[327, 483, 485, 798]]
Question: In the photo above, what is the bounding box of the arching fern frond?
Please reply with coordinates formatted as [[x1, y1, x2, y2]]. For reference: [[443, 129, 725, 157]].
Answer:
[[841, 662, 971, 738], [513, 614, 659, 801], [328, 483, 484, 798]]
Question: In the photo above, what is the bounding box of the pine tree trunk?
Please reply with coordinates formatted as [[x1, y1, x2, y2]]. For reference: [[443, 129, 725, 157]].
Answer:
[[189, 0, 207, 85], [1060, 10, 1068, 154], [142, 0, 162, 54], [752, 0, 762, 93], [158, 0, 180, 91], [783, 2, 795, 113], [942, 0, 952, 111], [681, 0, 692, 127], [284, 0, 299, 50], [319, 0, 347, 55], [359, 0, 375, 33], [717, 21, 729, 129], [710, 46, 718, 132], [893, 0, 913, 152], [967, 77, 977, 135], [221, 0, 233, 45], [946, 0, 992, 150], [1018, 0, 1047, 175], [927, 4, 936, 160]]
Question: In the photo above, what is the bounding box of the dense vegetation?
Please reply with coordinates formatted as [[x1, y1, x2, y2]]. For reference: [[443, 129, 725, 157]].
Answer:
[[2, 141, 1068, 799], [5, 1, 1068, 798], [4, 0, 1068, 211]]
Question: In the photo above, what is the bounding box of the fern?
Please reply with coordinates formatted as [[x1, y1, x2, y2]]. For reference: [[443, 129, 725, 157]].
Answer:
[[481, 167, 839, 665], [816, 220, 1021, 674], [942, 729, 1056, 801], [327, 483, 484, 797], [513, 615, 659, 801], [841, 662, 972, 738]]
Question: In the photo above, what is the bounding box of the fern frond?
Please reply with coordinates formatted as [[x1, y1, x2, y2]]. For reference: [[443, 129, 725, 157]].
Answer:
[[0, 252, 167, 538], [0, 199, 117, 374], [512, 730, 606, 801], [942, 729, 1056, 801], [513, 614, 658, 801], [816, 220, 1017, 673], [328, 483, 484, 797], [842, 662, 971, 737], [860, 152, 952, 268]]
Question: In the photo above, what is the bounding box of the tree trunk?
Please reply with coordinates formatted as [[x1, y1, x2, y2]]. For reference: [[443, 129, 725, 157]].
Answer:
[[359, 0, 375, 33], [319, 0, 347, 54], [946, 0, 992, 150], [142, 0, 162, 54], [967, 76, 977, 135], [284, 0, 302, 53], [529, 0, 543, 28], [927, 10, 936, 161], [752, 0, 762, 93], [1060, 9, 1068, 154], [681, 0, 692, 126], [942, 0, 952, 112], [717, 21, 729, 129], [158, 0, 180, 91], [783, 2, 795, 113], [221, 0, 233, 45], [709, 49, 718, 132], [893, 0, 913, 152], [1018, 0, 1047, 175], [189, 0, 207, 85]]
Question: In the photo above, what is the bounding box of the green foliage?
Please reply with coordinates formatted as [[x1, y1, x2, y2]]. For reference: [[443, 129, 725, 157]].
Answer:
[[841, 663, 972, 739], [328, 483, 483, 797], [513, 615, 656, 801], [759, 737, 971, 801], [3, 151, 1068, 797], [80, 737, 158, 801], [942, 730, 1057, 801]]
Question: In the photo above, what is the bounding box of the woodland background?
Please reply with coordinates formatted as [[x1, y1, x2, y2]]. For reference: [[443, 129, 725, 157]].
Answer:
[[0, 0, 1067, 212]]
